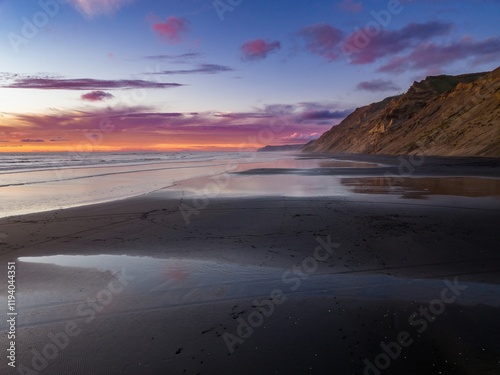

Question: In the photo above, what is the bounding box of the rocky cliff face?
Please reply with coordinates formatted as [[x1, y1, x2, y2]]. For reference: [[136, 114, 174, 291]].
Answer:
[[303, 67, 500, 157]]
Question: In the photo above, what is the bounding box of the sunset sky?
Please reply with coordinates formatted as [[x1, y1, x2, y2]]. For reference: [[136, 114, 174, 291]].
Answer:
[[0, 0, 499, 151]]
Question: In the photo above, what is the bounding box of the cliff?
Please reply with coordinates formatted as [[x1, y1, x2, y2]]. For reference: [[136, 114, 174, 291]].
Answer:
[[303, 67, 500, 157]]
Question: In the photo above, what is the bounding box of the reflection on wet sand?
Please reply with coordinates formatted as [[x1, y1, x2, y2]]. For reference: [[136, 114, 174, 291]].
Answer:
[[317, 160, 379, 168], [342, 176, 500, 198], [235, 157, 380, 171], [13, 254, 500, 318]]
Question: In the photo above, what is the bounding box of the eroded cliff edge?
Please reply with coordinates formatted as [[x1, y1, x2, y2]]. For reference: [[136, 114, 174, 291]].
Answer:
[[303, 67, 500, 157]]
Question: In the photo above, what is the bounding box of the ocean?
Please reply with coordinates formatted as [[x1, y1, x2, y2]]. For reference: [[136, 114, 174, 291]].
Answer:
[[0, 151, 257, 218], [3, 152, 498, 219]]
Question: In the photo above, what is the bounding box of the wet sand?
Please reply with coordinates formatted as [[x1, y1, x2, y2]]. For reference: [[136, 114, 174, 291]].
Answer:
[[1, 154, 499, 374]]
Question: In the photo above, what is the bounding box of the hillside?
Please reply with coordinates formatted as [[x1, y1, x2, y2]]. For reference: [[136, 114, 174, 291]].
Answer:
[[303, 67, 500, 157]]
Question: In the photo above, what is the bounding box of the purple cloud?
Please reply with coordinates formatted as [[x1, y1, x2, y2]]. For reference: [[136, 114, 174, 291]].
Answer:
[[343, 21, 453, 64], [379, 37, 500, 73], [50, 137, 71, 142], [298, 109, 351, 121], [299, 23, 344, 61], [356, 79, 401, 92], [241, 39, 281, 60], [1, 76, 183, 90], [21, 138, 44, 142], [7, 104, 338, 146], [152, 64, 234, 75], [81, 91, 115, 101], [143, 52, 203, 61]]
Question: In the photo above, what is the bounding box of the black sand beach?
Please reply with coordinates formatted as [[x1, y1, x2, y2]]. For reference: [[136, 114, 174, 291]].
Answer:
[[1, 154, 499, 374]]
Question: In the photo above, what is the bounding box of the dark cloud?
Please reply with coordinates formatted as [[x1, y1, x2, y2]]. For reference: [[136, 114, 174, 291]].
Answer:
[[143, 53, 203, 60], [299, 23, 344, 61], [119, 112, 184, 118], [297, 109, 352, 122], [50, 137, 70, 142], [3, 97, 356, 150], [213, 112, 271, 119], [81, 91, 115, 101], [21, 138, 44, 142], [262, 104, 295, 115], [152, 64, 234, 75], [356, 79, 401, 92], [379, 37, 500, 73], [1, 76, 182, 90], [343, 21, 453, 64]]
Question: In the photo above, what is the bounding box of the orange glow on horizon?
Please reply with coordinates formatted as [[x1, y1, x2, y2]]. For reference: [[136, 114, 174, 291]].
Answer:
[[0, 142, 266, 153], [0, 111, 303, 153]]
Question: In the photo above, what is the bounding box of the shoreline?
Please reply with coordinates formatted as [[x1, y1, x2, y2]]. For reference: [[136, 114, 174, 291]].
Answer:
[[1, 152, 499, 219], [2, 192, 499, 279], [1, 153, 499, 374]]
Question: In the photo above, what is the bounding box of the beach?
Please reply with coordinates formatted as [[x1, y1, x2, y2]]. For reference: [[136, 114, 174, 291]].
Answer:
[[1, 152, 500, 374]]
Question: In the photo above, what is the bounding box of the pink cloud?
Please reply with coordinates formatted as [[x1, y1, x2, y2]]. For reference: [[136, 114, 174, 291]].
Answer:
[[299, 24, 344, 61], [342, 21, 453, 64], [241, 39, 281, 60], [378, 37, 500, 73], [4, 105, 334, 147], [152, 16, 189, 44], [81, 91, 115, 101], [338, 0, 363, 13]]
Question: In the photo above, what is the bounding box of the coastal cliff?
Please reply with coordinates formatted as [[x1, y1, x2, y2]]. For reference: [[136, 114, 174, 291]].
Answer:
[[303, 67, 500, 157]]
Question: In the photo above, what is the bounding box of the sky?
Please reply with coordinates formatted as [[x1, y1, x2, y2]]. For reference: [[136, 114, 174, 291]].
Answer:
[[0, 0, 499, 152]]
